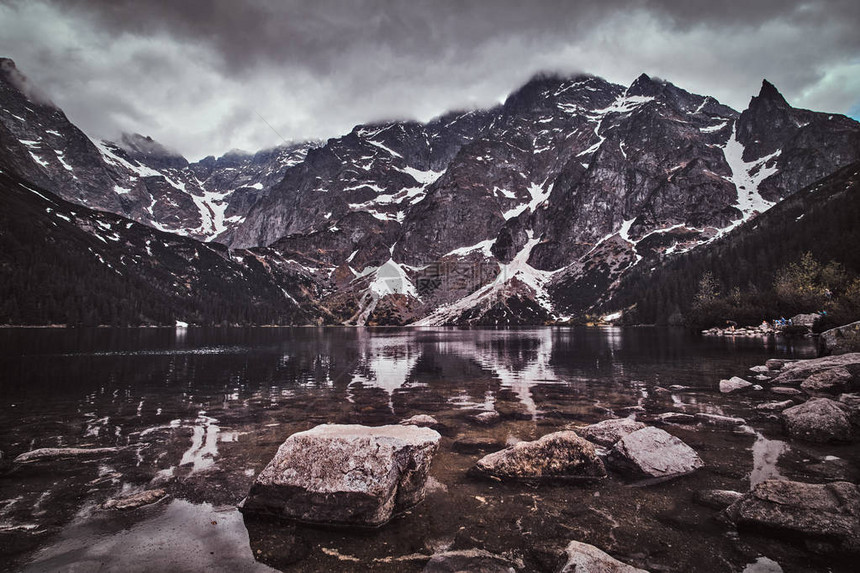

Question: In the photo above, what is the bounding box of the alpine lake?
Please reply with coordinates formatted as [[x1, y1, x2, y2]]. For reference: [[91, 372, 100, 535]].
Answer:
[[1, 326, 856, 572]]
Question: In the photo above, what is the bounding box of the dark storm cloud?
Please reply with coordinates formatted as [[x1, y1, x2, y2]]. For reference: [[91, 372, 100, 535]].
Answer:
[[0, 0, 858, 159], [43, 1, 860, 72]]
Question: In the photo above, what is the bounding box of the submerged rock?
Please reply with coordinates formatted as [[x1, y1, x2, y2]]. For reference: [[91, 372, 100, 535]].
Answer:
[[14, 447, 119, 464], [607, 427, 703, 479], [452, 435, 505, 454], [579, 418, 647, 447], [720, 377, 753, 393], [423, 549, 519, 572], [800, 367, 853, 394], [400, 414, 440, 428], [771, 387, 803, 396], [766, 359, 786, 370], [755, 400, 795, 412], [694, 413, 747, 428], [103, 489, 167, 510], [654, 412, 697, 424], [694, 489, 743, 510], [725, 479, 860, 554], [559, 540, 648, 573], [473, 431, 606, 481], [472, 411, 501, 426], [782, 398, 853, 443], [241, 424, 440, 527]]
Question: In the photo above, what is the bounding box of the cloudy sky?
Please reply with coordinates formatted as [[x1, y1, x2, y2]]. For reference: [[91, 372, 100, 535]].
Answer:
[[1, 0, 858, 160]]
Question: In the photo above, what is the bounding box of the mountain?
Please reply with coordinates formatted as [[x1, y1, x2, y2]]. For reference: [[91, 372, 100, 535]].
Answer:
[[0, 168, 330, 326], [229, 72, 858, 325], [0, 58, 318, 242], [2, 56, 859, 326], [602, 160, 860, 326]]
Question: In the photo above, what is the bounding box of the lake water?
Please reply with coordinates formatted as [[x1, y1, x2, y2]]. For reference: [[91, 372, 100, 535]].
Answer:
[[0, 327, 855, 572]]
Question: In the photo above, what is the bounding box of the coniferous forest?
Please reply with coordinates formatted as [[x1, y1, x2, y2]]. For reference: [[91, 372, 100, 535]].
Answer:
[[605, 161, 860, 329], [0, 170, 326, 326]]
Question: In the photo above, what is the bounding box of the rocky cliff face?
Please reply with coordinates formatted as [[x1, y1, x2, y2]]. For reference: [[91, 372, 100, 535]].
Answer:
[[3, 56, 859, 326]]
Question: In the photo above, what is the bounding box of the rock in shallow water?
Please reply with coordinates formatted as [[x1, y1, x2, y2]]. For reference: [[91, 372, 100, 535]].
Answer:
[[452, 435, 505, 453], [241, 424, 440, 527], [423, 549, 519, 572], [820, 320, 860, 356], [755, 400, 795, 412], [771, 353, 860, 386], [771, 387, 803, 396], [800, 367, 853, 394], [103, 489, 167, 510], [607, 427, 703, 480], [694, 489, 743, 510], [782, 398, 853, 443], [654, 412, 697, 424], [472, 411, 501, 426], [694, 413, 746, 428], [472, 431, 606, 481], [400, 414, 440, 428], [766, 359, 786, 370], [579, 418, 647, 447], [725, 479, 860, 554], [559, 540, 649, 572], [14, 447, 119, 464], [720, 376, 753, 393]]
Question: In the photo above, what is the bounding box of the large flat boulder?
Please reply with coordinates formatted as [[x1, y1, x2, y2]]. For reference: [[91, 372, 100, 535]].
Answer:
[[607, 427, 703, 479], [782, 398, 853, 443], [559, 540, 649, 572], [473, 431, 606, 481], [821, 321, 860, 356], [241, 424, 440, 527], [725, 479, 860, 554], [578, 418, 646, 447], [800, 367, 853, 394], [771, 353, 860, 386]]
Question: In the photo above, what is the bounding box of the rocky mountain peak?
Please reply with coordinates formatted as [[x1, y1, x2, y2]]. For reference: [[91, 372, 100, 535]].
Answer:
[[626, 73, 664, 98], [755, 79, 789, 108], [117, 132, 188, 170], [0, 56, 55, 107], [502, 71, 598, 115]]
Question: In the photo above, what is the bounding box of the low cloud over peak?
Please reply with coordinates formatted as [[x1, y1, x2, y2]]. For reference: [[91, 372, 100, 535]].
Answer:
[[1, 0, 857, 160]]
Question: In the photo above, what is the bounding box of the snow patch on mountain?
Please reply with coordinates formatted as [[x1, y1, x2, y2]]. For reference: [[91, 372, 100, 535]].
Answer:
[[720, 123, 780, 231], [413, 232, 558, 325], [396, 166, 443, 186], [95, 141, 162, 178], [503, 182, 552, 220], [445, 239, 495, 258]]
